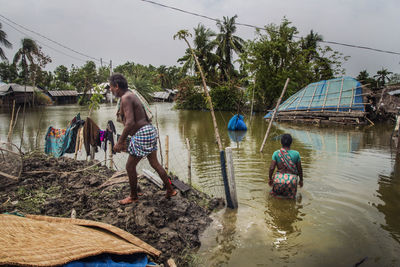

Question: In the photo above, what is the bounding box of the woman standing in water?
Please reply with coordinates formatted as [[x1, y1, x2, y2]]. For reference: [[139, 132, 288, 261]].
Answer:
[[269, 134, 303, 198]]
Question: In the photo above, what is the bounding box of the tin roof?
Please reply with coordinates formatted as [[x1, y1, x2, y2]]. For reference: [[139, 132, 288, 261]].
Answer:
[[48, 90, 78, 97]]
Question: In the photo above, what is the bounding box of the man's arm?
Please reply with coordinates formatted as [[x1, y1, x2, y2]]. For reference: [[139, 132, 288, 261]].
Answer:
[[269, 160, 276, 186], [114, 96, 135, 152]]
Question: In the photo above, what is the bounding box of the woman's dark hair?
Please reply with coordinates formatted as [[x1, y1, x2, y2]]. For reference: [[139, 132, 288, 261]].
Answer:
[[281, 134, 292, 147], [109, 73, 128, 90]]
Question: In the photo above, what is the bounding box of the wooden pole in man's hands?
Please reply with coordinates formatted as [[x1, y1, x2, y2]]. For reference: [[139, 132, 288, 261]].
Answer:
[[260, 78, 290, 152]]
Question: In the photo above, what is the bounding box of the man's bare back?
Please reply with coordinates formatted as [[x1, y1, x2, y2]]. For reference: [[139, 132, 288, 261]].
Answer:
[[120, 91, 150, 136]]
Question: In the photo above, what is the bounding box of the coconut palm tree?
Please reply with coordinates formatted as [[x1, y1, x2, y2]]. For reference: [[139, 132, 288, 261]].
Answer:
[[177, 24, 218, 79], [374, 68, 393, 87], [157, 65, 171, 88], [301, 30, 323, 63], [215, 15, 244, 81], [0, 22, 12, 61], [13, 38, 40, 83]]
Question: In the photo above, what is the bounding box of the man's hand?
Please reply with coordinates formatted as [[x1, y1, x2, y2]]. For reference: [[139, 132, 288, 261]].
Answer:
[[268, 178, 273, 187], [113, 142, 125, 153], [299, 180, 303, 188]]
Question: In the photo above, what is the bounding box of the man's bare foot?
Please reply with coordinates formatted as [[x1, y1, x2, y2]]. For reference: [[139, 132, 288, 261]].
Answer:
[[118, 196, 138, 205], [165, 190, 177, 199]]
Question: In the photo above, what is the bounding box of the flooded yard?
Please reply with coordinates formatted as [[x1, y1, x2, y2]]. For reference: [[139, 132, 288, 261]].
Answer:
[[1, 102, 399, 266]]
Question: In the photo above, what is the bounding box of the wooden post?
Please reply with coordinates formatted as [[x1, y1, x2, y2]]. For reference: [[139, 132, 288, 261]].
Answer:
[[295, 83, 308, 110], [307, 83, 319, 111], [90, 145, 95, 161], [336, 77, 344, 112], [322, 81, 331, 112], [250, 82, 255, 120], [225, 147, 238, 209], [377, 88, 386, 111], [186, 138, 191, 187], [7, 100, 15, 143], [108, 140, 113, 170], [104, 143, 107, 163], [165, 135, 169, 173], [74, 128, 81, 160], [155, 107, 164, 167], [177, 33, 222, 151], [260, 78, 290, 152]]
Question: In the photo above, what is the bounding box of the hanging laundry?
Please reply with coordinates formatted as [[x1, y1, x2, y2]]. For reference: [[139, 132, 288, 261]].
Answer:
[[83, 117, 101, 156], [44, 114, 83, 158], [103, 120, 116, 154]]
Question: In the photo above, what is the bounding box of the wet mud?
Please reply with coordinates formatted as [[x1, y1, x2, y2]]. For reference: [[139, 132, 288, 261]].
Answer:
[[0, 152, 225, 265]]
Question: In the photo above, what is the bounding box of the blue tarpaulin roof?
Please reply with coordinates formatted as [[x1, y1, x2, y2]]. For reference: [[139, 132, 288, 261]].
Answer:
[[264, 77, 364, 118]]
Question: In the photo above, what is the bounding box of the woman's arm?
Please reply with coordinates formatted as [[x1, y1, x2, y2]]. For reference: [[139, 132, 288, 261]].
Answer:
[[269, 160, 277, 186], [297, 160, 303, 187]]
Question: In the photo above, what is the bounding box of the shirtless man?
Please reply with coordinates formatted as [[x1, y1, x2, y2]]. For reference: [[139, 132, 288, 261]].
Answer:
[[110, 73, 177, 204]]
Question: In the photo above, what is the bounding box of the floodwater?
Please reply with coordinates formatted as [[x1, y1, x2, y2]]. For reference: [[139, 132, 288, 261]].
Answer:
[[1, 102, 399, 266]]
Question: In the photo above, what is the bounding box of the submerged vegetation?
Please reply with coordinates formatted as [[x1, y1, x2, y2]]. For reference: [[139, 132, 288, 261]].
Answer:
[[0, 18, 399, 112]]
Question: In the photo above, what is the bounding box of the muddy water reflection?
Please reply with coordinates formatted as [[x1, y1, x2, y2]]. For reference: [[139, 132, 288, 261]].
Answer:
[[1, 103, 400, 266]]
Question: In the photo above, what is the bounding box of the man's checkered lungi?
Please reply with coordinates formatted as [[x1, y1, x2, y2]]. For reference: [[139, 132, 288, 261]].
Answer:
[[128, 124, 158, 157]]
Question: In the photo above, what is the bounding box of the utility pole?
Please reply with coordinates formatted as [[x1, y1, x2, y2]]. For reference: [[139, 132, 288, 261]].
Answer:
[[109, 60, 113, 103]]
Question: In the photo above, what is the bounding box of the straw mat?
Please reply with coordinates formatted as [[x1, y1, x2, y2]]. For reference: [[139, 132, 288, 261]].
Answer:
[[0, 214, 161, 266]]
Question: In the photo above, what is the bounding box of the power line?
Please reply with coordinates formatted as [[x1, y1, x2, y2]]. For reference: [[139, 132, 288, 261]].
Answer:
[[0, 18, 89, 63], [139, 0, 400, 56], [0, 13, 103, 62]]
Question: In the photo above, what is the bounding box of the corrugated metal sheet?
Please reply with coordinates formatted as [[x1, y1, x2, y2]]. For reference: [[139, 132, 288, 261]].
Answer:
[[0, 84, 39, 93], [48, 90, 78, 97], [152, 92, 170, 100], [0, 84, 11, 92]]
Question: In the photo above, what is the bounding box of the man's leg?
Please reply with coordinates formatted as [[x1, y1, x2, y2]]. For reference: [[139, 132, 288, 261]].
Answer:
[[147, 151, 177, 198], [119, 154, 142, 204]]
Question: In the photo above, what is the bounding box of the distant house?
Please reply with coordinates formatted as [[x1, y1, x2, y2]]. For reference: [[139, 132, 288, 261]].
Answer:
[[46, 90, 78, 104], [0, 83, 42, 107], [152, 89, 178, 102], [79, 82, 113, 103]]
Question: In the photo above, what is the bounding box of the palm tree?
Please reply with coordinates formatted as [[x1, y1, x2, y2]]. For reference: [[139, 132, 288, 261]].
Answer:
[[177, 24, 218, 79], [215, 15, 244, 81], [157, 65, 171, 88], [301, 30, 323, 63], [374, 68, 393, 87], [0, 23, 12, 61], [13, 38, 40, 83]]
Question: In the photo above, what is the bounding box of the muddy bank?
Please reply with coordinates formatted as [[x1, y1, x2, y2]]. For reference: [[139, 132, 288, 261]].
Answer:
[[0, 152, 225, 265]]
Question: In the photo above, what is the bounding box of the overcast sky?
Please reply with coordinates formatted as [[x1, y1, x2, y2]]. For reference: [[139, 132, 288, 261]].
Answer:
[[1, 0, 399, 78]]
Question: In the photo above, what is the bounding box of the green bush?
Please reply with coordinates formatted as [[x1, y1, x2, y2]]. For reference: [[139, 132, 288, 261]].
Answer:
[[34, 91, 52, 105], [210, 84, 242, 111], [175, 78, 207, 110]]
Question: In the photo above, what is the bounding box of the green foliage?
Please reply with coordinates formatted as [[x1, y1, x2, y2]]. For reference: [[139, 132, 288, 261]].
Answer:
[[34, 91, 52, 105], [357, 70, 377, 90], [210, 83, 242, 111], [0, 61, 18, 82], [240, 19, 312, 109], [240, 18, 348, 111], [13, 38, 51, 86], [175, 77, 207, 110], [97, 65, 111, 83], [374, 68, 393, 87], [70, 61, 97, 93], [114, 61, 161, 101], [0, 22, 12, 61], [88, 84, 104, 112], [389, 73, 400, 85], [215, 15, 245, 81]]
